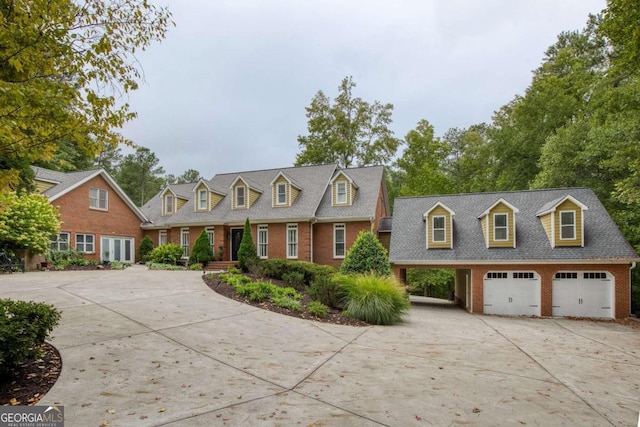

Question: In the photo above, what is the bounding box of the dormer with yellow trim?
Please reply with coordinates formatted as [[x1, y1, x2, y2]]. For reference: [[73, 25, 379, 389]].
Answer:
[[330, 171, 358, 206], [270, 171, 302, 208], [192, 180, 225, 212], [161, 188, 177, 216], [477, 198, 519, 248], [230, 176, 262, 210], [536, 195, 588, 247], [424, 202, 455, 249]]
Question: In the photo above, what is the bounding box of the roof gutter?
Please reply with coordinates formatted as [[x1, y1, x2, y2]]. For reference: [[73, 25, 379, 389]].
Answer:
[[389, 258, 640, 266]]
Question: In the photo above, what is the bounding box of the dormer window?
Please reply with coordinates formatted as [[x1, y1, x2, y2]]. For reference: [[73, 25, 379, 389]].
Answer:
[[494, 213, 508, 241], [336, 182, 347, 204], [277, 183, 287, 205], [165, 194, 174, 215], [560, 211, 575, 240], [236, 186, 245, 208], [198, 189, 208, 210], [432, 216, 446, 242]]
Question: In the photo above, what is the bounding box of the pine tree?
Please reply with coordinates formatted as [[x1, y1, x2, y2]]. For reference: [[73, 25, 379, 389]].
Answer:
[[189, 230, 214, 266]]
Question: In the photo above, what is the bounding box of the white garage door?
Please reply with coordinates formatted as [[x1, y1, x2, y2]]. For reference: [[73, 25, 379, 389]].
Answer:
[[552, 272, 613, 318], [483, 272, 541, 316]]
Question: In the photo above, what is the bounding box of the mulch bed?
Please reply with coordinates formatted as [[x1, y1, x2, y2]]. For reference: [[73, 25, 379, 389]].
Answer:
[[0, 343, 62, 406], [202, 273, 369, 327]]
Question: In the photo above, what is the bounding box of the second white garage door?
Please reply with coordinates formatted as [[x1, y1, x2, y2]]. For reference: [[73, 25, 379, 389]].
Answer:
[[483, 272, 541, 316], [552, 272, 613, 318]]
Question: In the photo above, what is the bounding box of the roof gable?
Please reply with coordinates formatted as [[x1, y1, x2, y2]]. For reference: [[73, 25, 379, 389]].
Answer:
[[477, 198, 520, 219], [536, 195, 588, 216], [423, 202, 455, 218]]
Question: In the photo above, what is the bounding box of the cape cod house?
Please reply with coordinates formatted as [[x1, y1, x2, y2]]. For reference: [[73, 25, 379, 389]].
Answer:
[[32, 166, 148, 268], [389, 188, 639, 319], [140, 164, 389, 267]]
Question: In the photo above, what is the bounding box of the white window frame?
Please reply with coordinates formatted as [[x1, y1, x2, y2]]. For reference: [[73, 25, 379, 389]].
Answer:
[[206, 227, 215, 254], [75, 233, 95, 253], [493, 213, 508, 241], [276, 183, 287, 205], [432, 216, 446, 242], [50, 232, 70, 251], [286, 224, 298, 259], [560, 210, 576, 240], [236, 185, 246, 208], [198, 189, 208, 210], [336, 181, 347, 204], [180, 228, 190, 258], [258, 225, 268, 259], [159, 230, 167, 246], [165, 195, 174, 214], [89, 187, 108, 210], [334, 223, 346, 258]]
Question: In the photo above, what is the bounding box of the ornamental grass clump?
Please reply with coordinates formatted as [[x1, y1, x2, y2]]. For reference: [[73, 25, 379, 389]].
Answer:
[[337, 274, 409, 325]]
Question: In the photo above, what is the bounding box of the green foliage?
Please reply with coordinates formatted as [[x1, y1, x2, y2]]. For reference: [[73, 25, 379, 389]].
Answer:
[[406, 269, 455, 299], [46, 248, 87, 266], [221, 272, 303, 308], [337, 274, 409, 325], [0, 299, 61, 374], [295, 76, 400, 168], [109, 261, 128, 270], [307, 301, 328, 318], [146, 262, 187, 271], [149, 243, 184, 265], [282, 271, 306, 292], [0, 193, 60, 254], [189, 230, 214, 265], [189, 262, 203, 271], [271, 295, 301, 311], [261, 259, 337, 287], [0, 0, 173, 191], [307, 274, 345, 310], [138, 235, 154, 263], [115, 147, 166, 206], [237, 218, 258, 271], [339, 231, 391, 276]]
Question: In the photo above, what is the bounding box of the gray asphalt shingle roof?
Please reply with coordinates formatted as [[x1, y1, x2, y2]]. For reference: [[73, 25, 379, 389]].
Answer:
[[141, 164, 386, 227], [389, 188, 639, 264]]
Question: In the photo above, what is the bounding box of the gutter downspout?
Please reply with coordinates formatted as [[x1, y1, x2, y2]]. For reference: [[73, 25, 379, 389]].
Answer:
[[630, 262, 637, 317], [310, 218, 317, 263]]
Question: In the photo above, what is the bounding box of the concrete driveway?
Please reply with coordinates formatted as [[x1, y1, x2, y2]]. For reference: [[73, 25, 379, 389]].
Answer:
[[1, 265, 639, 426]]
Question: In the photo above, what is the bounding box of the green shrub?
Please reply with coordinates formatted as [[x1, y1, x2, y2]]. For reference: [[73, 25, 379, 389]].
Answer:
[[308, 301, 328, 318], [337, 274, 409, 325], [260, 258, 288, 279], [282, 271, 305, 291], [0, 299, 61, 375], [189, 230, 214, 265], [271, 295, 301, 311], [237, 218, 259, 271], [189, 262, 203, 271], [339, 231, 391, 276], [261, 259, 337, 287], [109, 261, 128, 270], [147, 262, 187, 271], [138, 235, 154, 263], [46, 248, 87, 268], [308, 274, 345, 309], [149, 243, 184, 265]]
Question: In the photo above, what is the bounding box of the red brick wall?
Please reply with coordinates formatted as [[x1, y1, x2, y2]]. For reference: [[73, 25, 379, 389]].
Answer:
[[52, 174, 143, 262], [393, 263, 632, 319]]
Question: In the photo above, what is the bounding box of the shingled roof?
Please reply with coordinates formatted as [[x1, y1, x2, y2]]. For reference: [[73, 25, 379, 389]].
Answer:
[[389, 187, 639, 264]]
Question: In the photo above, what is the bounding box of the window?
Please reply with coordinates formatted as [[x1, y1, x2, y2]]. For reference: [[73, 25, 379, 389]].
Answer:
[[287, 224, 298, 259], [236, 186, 245, 208], [75, 234, 95, 253], [555, 272, 578, 279], [180, 228, 189, 258], [494, 213, 508, 241], [258, 225, 268, 259], [487, 272, 508, 279], [206, 227, 215, 254], [560, 211, 575, 239], [198, 189, 208, 210], [49, 233, 70, 251], [336, 181, 347, 204], [159, 230, 167, 246], [334, 224, 346, 258], [277, 183, 287, 205], [90, 187, 107, 210], [584, 272, 607, 279], [165, 195, 174, 214], [432, 216, 446, 242], [513, 272, 534, 279]]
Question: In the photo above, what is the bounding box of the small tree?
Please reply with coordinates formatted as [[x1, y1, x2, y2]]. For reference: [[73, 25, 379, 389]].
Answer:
[[237, 218, 258, 271], [189, 230, 214, 266], [138, 235, 154, 263], [339, 231, 391, 276]]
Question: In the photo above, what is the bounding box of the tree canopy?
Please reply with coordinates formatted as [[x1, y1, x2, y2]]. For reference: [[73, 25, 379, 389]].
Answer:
[[0, 0, 173, 191], [295, 76, 401, 168], [0, 192, 60, 254]]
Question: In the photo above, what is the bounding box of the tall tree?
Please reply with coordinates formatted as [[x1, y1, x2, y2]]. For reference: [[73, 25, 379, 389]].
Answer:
[[167, 169, 202, 184], [0, 0, 173, 191], [94, 145, 123, 176], [295, 76, 401, 168], [116, 147, 165, 206]]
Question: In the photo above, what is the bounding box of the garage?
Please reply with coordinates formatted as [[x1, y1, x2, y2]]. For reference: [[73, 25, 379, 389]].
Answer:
[[483, 271, 541, 316], [552, 271, 613, 318]]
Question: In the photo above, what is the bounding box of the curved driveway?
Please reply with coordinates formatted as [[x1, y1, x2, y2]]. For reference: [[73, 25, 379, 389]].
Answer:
[[1, 266, 639, 426]]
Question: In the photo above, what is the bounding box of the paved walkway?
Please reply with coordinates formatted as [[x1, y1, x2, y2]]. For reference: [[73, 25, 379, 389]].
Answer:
[[1, 266, 639, 426]]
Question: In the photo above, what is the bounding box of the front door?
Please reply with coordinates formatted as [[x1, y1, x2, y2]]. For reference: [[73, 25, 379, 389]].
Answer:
[[231, 228, 243, 261]]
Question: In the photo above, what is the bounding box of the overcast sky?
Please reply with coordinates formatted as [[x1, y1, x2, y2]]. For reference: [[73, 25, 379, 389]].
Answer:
[[119, 0, 607, 178]]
